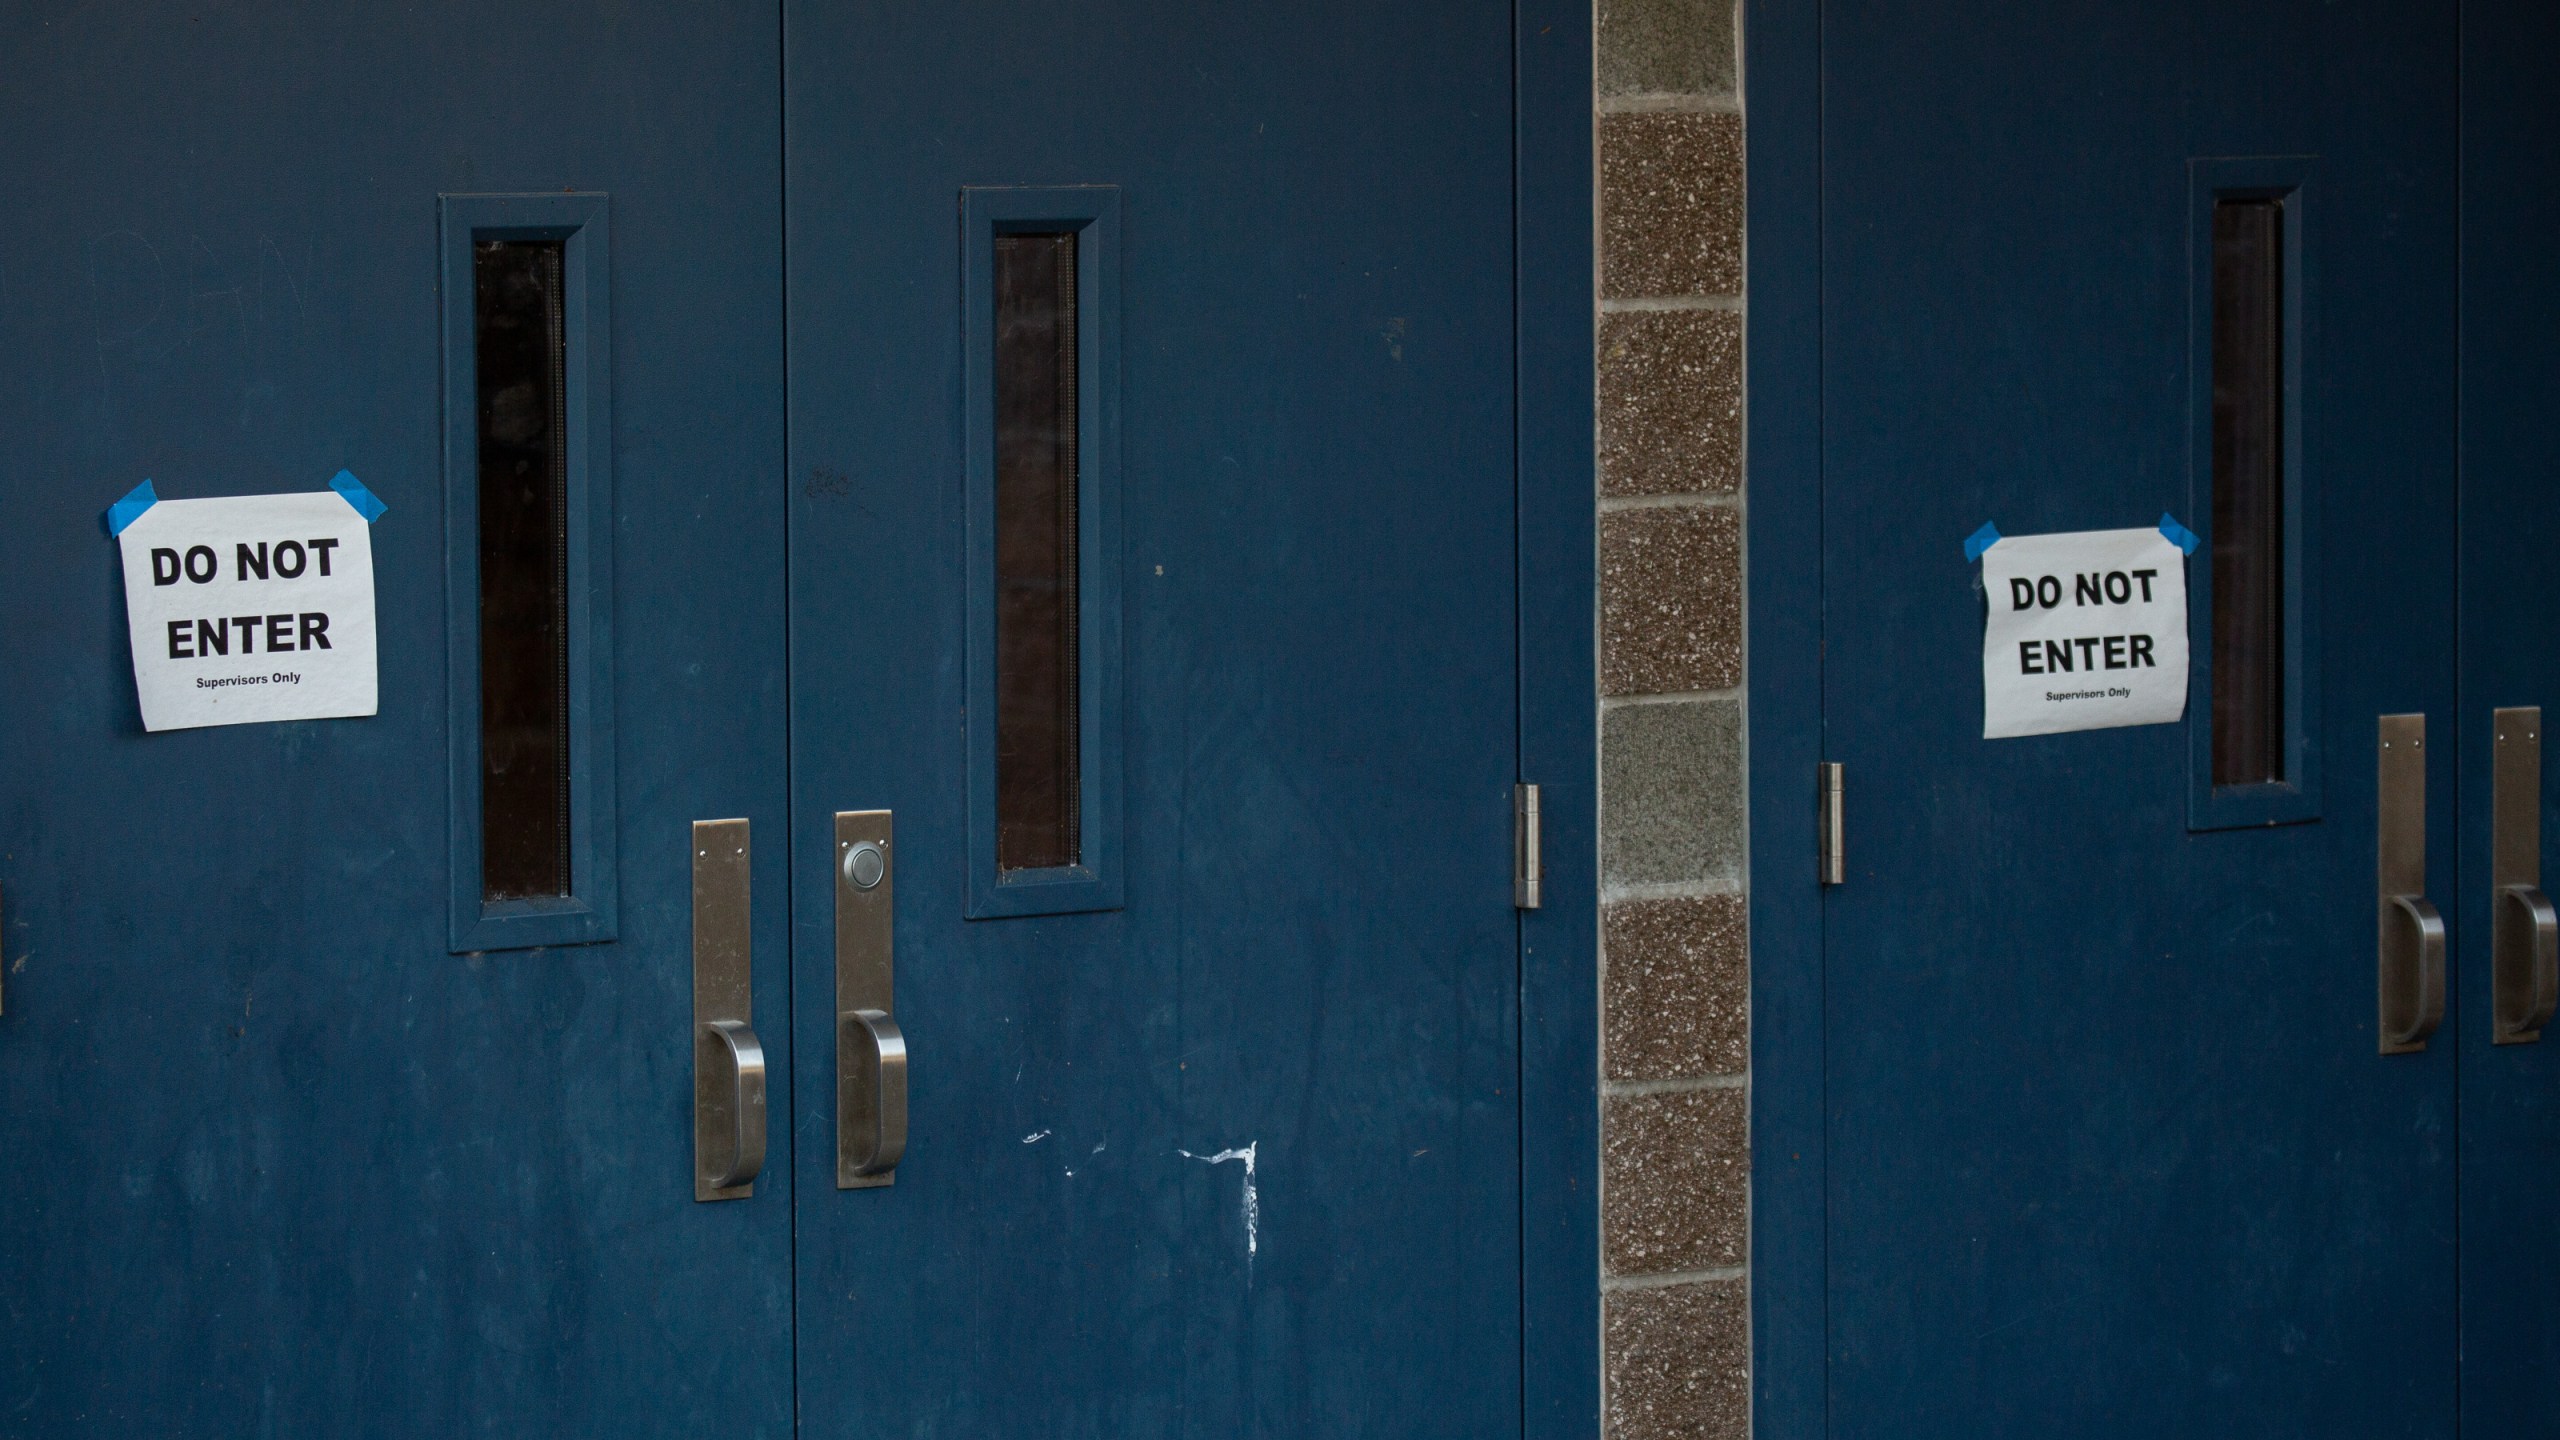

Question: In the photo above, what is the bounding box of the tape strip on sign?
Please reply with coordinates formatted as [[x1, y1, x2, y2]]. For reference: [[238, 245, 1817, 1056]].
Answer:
[[1980, 526, 2190, 739], [330, 469, 389, 522], [105, 479, 159, 536], [112, 484, 382, 732], [1962, 521, 2002, 563], [2157, 511, 2200, 555]]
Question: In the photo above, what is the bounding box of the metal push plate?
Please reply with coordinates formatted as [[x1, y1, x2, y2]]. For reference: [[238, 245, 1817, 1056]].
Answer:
[[836, 809, 905, 1188]]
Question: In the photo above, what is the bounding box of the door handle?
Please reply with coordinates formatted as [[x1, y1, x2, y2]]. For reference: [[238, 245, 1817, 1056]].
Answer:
[[2494, 886, 2558, 1043], [700, 1018, 768, 1191], [836, 810, 905, 1188], [694, 818, 768, 1200], [2378, 715, 2446, 1054], [2380, 894, 2447, 1052], [2492, 707, 2558, 1043], [839, 1008, 907, 1178]]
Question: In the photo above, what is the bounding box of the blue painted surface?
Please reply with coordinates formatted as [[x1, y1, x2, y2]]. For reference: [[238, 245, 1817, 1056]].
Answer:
[[1800, 0, 2459, 1433], [0, 3, 794, 1431], [1514, 0, 1603, 1429], [1744, 0, 1832, 1430], [2457, 0, 2560, 1429], [784, 1, 1531, 1432]]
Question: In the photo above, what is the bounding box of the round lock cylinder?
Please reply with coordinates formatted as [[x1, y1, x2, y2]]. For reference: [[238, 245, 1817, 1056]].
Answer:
[[843, 840, 887, 890]]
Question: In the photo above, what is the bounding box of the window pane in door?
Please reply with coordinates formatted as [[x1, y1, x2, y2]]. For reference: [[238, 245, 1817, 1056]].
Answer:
[[475, 239, 574, 899], [993, 232, 1082, 872], [2210, 198, 2285, 787]]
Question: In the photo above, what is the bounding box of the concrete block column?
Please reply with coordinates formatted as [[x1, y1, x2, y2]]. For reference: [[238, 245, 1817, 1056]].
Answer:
[[1593, 0, 1750, 1434]]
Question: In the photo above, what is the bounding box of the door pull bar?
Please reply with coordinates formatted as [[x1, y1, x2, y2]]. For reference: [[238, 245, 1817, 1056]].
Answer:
[[1818, 762, 1846, 887], [2377, 716, 2446, 1054], [839, 1008, 907, 1178], [694, 818, 768, 1200], [1512, 783, 1543, 910], [837, 810, 906, 1187], [2492, 707, 2558, 1043], [700, 1019, 767, 1191]]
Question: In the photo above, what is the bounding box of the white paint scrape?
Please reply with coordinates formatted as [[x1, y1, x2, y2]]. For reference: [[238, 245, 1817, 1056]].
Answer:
[[1179, 1143, 1260, 1259]]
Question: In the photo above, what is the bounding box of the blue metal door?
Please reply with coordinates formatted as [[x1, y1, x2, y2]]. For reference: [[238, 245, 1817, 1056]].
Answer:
[[781, 3, 1528, 1432], [0, 5, 794, 1431], [1815, 0, 2459, 1432], [2458, 0, 2560, 1429]]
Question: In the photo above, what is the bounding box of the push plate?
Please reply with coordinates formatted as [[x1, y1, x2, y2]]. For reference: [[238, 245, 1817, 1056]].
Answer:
[[836, 810, 903, 1188], [2492, 707, 2557, 1043], [2376, 715, 2445, 1055], [693, 819, 763, 1201]]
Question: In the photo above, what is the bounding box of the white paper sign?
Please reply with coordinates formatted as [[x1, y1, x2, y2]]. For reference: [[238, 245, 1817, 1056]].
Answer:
[[1981, 526, 2188, 739], [117, 491, 379, 732]]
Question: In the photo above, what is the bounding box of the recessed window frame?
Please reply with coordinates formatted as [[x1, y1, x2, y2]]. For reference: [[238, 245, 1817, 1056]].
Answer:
[[2186, 158, 2320, 831], [440, 192, 618, 950], [962, 186, 1124, 918]]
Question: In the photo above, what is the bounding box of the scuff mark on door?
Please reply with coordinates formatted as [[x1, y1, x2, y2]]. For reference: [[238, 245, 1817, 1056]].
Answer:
[[1179, 1142, 1259, 1261]]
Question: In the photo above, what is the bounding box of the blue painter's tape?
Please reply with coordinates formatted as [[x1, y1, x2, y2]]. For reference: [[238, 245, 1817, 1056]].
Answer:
[[2158, 512, 2199, 555], [105, 479, 158, 536], [1963, 521, 2002, 563], [330, 469, 388, 523]]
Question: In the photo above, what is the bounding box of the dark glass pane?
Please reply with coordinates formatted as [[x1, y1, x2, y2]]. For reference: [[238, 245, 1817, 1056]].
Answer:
[[994, 232, 1081, 871], [475, 240, 573, 900], [2210, 199, 2286, 787]]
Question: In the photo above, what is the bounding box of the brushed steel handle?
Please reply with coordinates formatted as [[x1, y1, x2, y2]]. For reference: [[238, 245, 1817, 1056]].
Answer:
[[2380, 893, 2447, 1051], [839, 1007, 908, 1178], [836, 810, 904, 1188], [2492, 708, 2553, 1043], [2495, 884, 2559, 1043], [2377, 715, 2442, 1054], [699, 1018, 768, 1191], [694, 817, 764, 1200]]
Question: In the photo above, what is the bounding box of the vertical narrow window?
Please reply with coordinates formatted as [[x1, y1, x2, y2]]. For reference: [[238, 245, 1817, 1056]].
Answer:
[[964, 187, 1121, 918], [993, 232, 1081, 872], [474, 240, 572, 899], [443, 193, 614, 950], [2209, 198, 2286, 787]]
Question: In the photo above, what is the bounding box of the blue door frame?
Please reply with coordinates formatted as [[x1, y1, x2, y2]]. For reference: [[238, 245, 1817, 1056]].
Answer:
[[1744, 0, 1828, 1427], [1516, 0, 1603, 1431]]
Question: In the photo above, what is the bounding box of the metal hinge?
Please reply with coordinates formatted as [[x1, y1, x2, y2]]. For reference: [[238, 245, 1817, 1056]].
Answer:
[[1513, 783, 1542, 909], [1818, 762, 1846, 886]]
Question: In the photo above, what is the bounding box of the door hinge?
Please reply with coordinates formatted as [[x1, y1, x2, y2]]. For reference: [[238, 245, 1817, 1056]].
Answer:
[[1513, 783, 1542, 909], [1818, 762, 1846, 887]]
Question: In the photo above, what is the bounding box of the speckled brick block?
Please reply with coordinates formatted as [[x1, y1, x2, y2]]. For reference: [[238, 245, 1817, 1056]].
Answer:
[[1606, 1279, 1750, 1440], [1606, 893, 1748, 1080], [1601, 111, 1744, 299], [1598, 0, 1737, 98], [1600, 308, 1742, 497], [1601, 698, 1743, 887], [1605, 1087, 1747, 1274], [1602, 504, 1741, 695]]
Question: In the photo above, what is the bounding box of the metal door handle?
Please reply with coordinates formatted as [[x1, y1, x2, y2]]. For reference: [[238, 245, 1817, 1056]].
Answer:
[[2381, 894, 2447, 1051], [2492, 708, 2556, 1043], [2495, 885, 2559, 1043], [699, 1018, 768, 1190], [694, 818, 766, 1200], [839, 1008, 907, 1178], [2377, 715, 2444, 1054], [836, 810, 905, 1187]]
